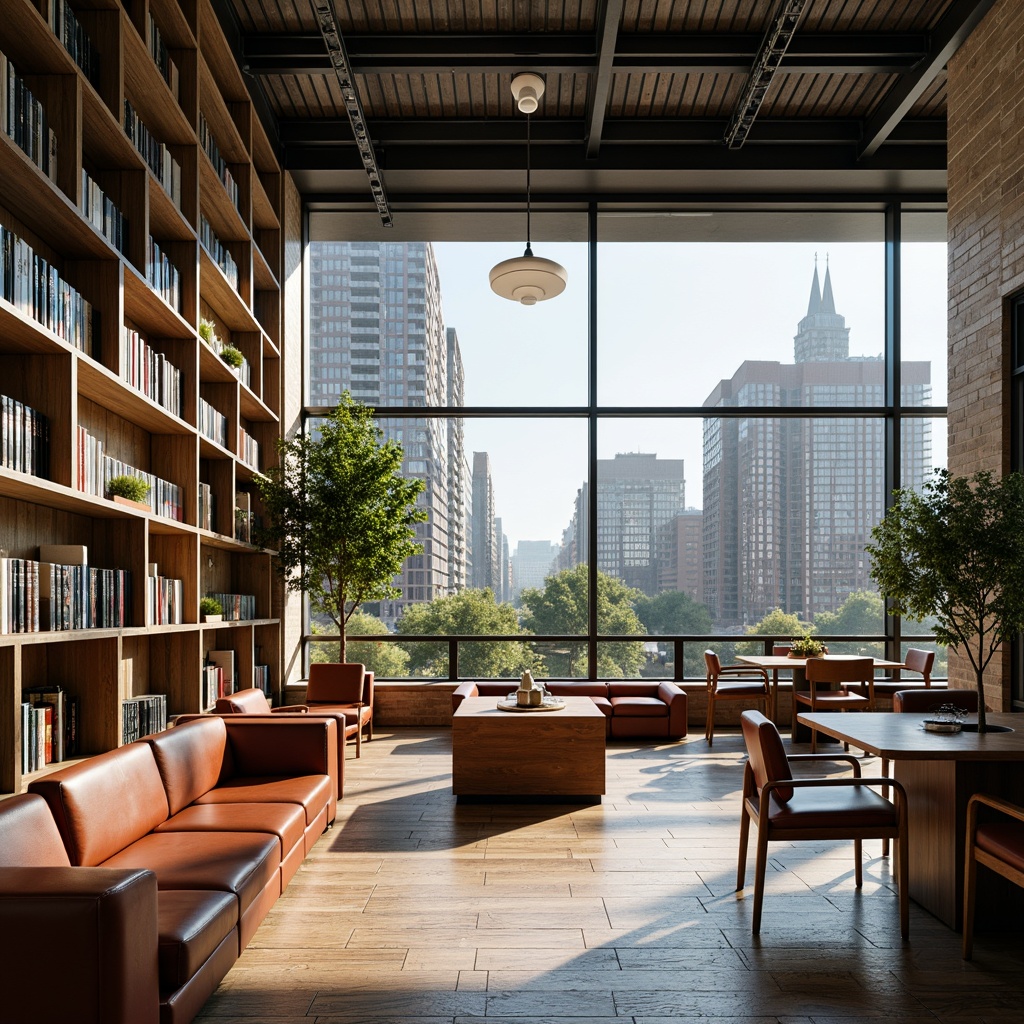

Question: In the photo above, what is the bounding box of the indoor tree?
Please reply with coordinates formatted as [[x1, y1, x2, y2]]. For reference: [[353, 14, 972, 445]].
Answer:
[[254, 392, 426, 663], [866, 469, 1024, 731]]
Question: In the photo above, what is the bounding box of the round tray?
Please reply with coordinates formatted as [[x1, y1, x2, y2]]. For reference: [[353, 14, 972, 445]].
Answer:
[[496, 699, 566, 713], [923, 719, 962, 734]]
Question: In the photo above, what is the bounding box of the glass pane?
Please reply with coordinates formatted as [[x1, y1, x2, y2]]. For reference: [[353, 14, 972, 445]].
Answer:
[[596, 231, 885, 408], [900, 640, 948, 682], [901, 215, 947, 407], [529, 641, 588, 680], [596, 641, 648, 679], [901, 417, 946, 493]]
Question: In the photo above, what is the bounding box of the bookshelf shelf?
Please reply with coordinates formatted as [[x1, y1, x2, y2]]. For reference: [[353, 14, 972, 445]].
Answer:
[[0, 0, 284, 795]]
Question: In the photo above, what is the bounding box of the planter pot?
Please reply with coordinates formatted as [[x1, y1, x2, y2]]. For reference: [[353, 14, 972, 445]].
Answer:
[[202, 614, 223, 623], [111, 495, 151, 513]]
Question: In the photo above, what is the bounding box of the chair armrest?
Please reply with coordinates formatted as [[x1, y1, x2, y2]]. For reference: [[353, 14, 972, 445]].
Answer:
[[787, 752, 862, 775], [764, 776, 906, 798], [0, 867, 159, 1024], [657, 681, 688, 737], [722, 665, 769, 680], [967, 792, 1024, 825], [452, 682, 480, 712], [272, 704, 308, 713]]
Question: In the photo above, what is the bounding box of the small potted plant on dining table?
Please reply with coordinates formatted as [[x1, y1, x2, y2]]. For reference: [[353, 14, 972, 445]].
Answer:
[[789, 633, 827, 658]]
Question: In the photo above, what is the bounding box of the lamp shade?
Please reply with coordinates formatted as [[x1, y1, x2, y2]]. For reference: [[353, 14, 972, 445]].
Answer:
[[489, 253, 568, 305]]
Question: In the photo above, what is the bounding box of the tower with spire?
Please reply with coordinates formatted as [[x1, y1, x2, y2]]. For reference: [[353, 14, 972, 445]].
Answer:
[[794, 257, 850, 361]]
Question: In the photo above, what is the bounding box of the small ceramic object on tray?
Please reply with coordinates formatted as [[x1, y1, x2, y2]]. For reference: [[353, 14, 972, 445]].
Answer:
[[922, 719, 962, 734], [496, 697, 566, 713]]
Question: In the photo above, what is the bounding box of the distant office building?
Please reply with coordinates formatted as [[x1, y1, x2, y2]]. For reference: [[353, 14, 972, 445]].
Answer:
[[446, 328, 468, 593], [512, 541, 560, 601], [657, 509, 704, 603], [702, 260, 931, 628], [562, 455, 685, 597], [496, 518, 512, 604], [471, 452, 502, 594], [307, 241, 464, 626]]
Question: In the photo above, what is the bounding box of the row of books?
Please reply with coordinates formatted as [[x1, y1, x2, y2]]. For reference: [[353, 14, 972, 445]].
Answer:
[[198, 480, 216, 531], [77, 425, 185, 521], [1, 393, 49, 479], [122, 693, 168, 744], [147, 235, 181, 311], [22, 686, 79, 772], [120, 325, 184, 417], [206, 593, 256, 622], [48, 0, 99, 89], [198, 113, 239, 211], [254, 664, 271, 698], [199, 397, 228, 449], [201, 649, 236, 707], [0, 551, 132, 634], [0, 51, 58, 183], [148, 570, 183, 625], [200, 214, 239, 291], [124, 100, 181, 209], [147, 12, 180, 103], [0, 223, 97, 355], [238, 425, 260, 470], [81, 169, 128, 255]]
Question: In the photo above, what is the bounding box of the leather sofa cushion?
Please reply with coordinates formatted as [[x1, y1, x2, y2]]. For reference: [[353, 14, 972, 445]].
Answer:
[[144, 718, 229, 816], [193, 775, 333, 827], [607, 682, 664, 699], [976, 821, 1024, 874], [29, 742, 170, 866], [0, 793, 72, 866], [609, 696, 668, 717], [768, 786, 899, 830], [216, 689, 274, 714], [155, 802, 306, 860], [157, 889, 237, 990], [100, 831, 280, 915], [547, 683, 609, 699]]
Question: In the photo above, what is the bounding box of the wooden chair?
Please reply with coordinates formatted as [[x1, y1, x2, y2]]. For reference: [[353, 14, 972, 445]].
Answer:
[[737, 710, 908, 937], [794, 656, 874, 753], [903, 648, 935, 686], [963, 793, 1024, 959], [703, 650, 770, 745], [306, 662, 374, 756]]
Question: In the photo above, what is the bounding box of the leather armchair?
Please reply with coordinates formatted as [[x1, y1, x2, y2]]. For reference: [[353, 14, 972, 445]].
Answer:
[[306, 662, 374, 756]]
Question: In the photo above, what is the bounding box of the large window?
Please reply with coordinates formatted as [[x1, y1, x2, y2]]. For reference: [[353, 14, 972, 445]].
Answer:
[[304, 207, 947, 680]]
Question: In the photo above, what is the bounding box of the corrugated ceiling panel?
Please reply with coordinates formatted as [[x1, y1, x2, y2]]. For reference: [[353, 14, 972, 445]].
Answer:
[[765, 73, 895, 119]]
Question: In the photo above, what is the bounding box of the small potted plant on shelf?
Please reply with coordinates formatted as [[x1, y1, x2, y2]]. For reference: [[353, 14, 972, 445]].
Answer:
[[220, 345, 244, 371], [789, 633, 827, 658], [107, 474, 151, 512], [198, 317, 219, 348], [200, 596, 223, 623]]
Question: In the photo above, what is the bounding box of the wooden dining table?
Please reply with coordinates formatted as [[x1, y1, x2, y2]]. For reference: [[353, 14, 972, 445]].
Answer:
[[735, 654, 905, 738], [798, 710, 1024, 930]]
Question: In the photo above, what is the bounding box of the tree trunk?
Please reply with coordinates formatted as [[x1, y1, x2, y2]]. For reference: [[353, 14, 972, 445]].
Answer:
[[976, 665, 987, 732], [340, 625, 347, 665]]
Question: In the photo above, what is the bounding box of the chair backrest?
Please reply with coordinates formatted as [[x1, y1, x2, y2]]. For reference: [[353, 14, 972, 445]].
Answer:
[[704, 650, 722, 677], [893, 688, 978, 713], [740, 710, 793, 801], [307, 662, 365, 704], [216, 688, 272, 714], [772, 645, 793, 657], [805, 656, 873, 685], [903, 648, 935, 683]]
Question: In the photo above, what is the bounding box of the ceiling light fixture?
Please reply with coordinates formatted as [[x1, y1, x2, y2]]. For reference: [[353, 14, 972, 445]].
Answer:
[[489, 73, 567, 305]]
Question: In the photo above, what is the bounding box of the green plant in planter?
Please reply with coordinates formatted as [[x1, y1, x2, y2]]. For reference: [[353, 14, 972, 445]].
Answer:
[[198, 318, 218, 345], [220, 346, 244, 368], [107, 474, 150, 504], [868, 469, 1024, 732], [200, 596, 223, 619], [790, 633, 826, 658]]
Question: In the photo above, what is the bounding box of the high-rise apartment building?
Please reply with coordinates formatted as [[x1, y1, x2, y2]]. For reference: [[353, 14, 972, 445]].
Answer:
[[470, 452, 502, 594], [307, 241, 463, 625], [657, 509, 704, 603], [702, 261, 931, 628], [446, 328, 468, 593]]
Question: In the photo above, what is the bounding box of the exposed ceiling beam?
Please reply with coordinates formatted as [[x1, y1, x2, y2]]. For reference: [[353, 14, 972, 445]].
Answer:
[[584, 0, 625, 158], [724, 0, 810, 149], [858, 0, 998, 159], [309, 0, 392, 227], [241, 31, 927, 77]]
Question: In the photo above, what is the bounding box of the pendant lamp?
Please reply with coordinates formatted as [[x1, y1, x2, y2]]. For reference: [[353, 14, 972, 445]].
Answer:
[[489, 74, 568, 305]]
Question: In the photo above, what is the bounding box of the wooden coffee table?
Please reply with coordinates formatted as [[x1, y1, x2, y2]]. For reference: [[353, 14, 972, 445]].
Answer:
[[452, 695, 606, 800]]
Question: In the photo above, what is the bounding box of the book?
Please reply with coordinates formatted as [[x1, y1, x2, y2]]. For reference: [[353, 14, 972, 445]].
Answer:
[[207, 650, 235, 697], [24, 686, 65, 762]]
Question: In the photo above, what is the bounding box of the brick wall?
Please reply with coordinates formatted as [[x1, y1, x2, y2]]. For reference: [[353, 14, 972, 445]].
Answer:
[[947, 0, 1024, 708]]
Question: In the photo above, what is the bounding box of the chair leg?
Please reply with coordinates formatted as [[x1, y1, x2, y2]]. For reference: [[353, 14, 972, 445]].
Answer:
[[752, 828, 769, 935], [898, 833, 909, 940], [809, 726, 817, 754], [881, 757, 890, 857], [736, 807, 750, 891], [963, 843, 977, 958], [705, 695, 715, 745], [355, 722, 362, 758], [854, 839, 863, 887]]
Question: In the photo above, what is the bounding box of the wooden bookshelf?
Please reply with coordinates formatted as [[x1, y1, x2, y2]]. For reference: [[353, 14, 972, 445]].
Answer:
[[0, 0, 283, 794]]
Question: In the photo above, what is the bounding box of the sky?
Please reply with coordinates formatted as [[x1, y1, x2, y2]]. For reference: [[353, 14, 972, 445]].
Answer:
[[431, 238, 948, 553]]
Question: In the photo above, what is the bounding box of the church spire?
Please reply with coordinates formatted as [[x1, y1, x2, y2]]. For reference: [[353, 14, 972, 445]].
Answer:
[[821, 256, 836, 314], [807, 254, 822, 315]]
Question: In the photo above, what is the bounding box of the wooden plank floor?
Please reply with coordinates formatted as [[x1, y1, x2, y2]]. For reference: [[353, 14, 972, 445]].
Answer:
[[198, 727, 1024, 1022]]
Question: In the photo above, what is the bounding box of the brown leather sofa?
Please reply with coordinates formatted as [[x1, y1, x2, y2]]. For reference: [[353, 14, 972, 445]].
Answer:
[[452, 680, 688, 739], [0, 715, 337, 1024]]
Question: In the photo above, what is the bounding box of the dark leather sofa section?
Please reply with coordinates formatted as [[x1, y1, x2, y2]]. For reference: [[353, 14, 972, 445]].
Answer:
[[0, 715, 337, 1024], [452, 680, 688, 739]]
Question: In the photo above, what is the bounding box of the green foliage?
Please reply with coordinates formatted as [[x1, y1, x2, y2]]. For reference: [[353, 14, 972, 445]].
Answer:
[[199, 596, 222, 615], [520, 565, 646, 678], [633, 590, 713, 635], [789, 633, 826, 657], [734, 607, 812, 656], [308, 615, 409, 678], [397, 589, 533, 678], [814, 589, 885, 655], [867, 469, 1024, 729], [106, 473, 150, 503], [220, 346, 244, 368], [198, 317, 217, 344], [254, 392, 426, 661]]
